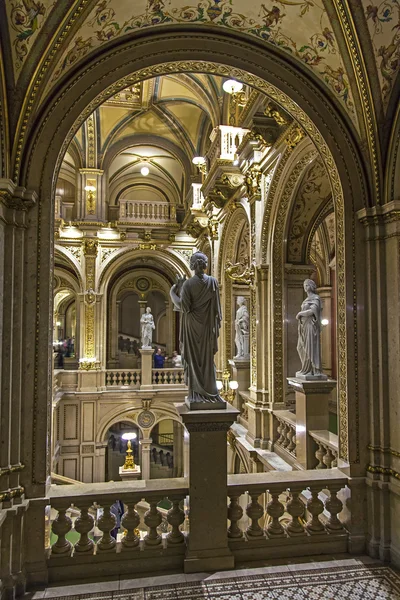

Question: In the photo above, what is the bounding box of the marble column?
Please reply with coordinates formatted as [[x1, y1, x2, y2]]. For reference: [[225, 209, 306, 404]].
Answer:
[[179, 403, 239, 573], [140, 438, 152, 480], [173, 421, 184, 477], [287, 377, 337, 469], [229, 358, 250, 411]]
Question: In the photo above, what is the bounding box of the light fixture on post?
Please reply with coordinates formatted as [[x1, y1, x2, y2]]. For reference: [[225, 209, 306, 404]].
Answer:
[[321, 318, 329, 327], [192, 156, 207, 177], [216, 369, 239, 404], [84, 183, 96, 215], [223, 79, 246, 126], [140, 165, 150, 176], [121, 432, 137, 470]]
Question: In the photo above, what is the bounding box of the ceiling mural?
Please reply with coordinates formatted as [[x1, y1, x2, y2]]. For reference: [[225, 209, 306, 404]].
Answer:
[[287, 157, 332, 263], [41, 0, 356, 119], [363, 0, 400, 105], [6, 0, 56, 74]]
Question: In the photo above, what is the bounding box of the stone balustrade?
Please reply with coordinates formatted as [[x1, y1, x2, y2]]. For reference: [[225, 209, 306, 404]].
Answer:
[[152, 368, 185, 386], [105, 369, 141, 388], [227, 469, 348, 559], [273, 410, 297, 458], [47, 479, 188, 580], [44, 469, 349, 583], [309, 430, 339, 469], [119, 199, 174, 222]]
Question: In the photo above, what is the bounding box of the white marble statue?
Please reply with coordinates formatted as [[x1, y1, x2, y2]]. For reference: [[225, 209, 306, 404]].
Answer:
[[140, 306, 155, 349], [170, 251, 224, 407], [296, 279, 327, 379], [234, 296, 250, 359]]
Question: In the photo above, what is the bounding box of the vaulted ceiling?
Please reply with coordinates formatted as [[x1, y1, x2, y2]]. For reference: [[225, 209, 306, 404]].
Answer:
[[0, 0, 399, 201]]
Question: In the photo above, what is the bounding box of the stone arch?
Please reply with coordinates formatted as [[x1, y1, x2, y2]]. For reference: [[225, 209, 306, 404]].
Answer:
[[19, 30, 369, 493], [218, 204, 251, 367]]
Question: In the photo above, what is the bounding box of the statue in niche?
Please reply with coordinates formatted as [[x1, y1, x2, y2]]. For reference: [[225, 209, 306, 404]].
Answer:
[[170, 252, 225, 409], [140, 307, 155, 349], [234, 296, 250, 359], [296, 279, 327, 379]]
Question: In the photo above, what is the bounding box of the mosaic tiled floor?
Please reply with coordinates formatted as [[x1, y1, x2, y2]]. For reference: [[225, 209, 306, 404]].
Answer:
[[40, 559, 400, 600]]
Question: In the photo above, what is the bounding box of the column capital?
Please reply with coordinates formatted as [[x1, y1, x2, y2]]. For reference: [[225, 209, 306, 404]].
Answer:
[[179, 403, 239, 433]]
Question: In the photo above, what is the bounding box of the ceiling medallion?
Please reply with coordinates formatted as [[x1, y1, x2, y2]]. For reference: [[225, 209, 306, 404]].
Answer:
[[137, 410, 155, 429]]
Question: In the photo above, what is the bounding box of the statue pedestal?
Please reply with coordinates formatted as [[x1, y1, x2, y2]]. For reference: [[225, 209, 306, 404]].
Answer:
[[140, 348, 154, 389], [229, 358, 250, 410], [179, 403, 239, 573], [119, 465, 141, 481], [287, 377, 337, 469]]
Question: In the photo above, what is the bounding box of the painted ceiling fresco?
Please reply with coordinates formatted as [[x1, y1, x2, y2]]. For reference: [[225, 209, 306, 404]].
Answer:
[[362, 0, 400, 105], [6, 0, 56, 72], [287, 157, 332, 263], [40, 0, 357, 120]]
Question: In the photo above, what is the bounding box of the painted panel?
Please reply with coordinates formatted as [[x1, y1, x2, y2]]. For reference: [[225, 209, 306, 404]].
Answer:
[[82, 402, 95, 442], [63, 403, 78, 440], [63, 457, 78, 480], [44, 0, 356, 119]]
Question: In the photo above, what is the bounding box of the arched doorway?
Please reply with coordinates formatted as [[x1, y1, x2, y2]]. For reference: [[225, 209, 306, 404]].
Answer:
[[105, 421, 142, 482], [149, 419, 184, 479]]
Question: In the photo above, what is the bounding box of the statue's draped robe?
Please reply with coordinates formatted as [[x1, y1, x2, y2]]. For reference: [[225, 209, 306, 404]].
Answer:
[[179, 274, 222, 401], [297, 294, 322, 375], [235, 305, 249, 356]]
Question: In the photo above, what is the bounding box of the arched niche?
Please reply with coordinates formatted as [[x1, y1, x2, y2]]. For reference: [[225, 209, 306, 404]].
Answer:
[[106, 267, 175, 367]]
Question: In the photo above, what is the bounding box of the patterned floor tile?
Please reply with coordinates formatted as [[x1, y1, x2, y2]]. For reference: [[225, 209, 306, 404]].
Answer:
[[40, 560, 400, 600]]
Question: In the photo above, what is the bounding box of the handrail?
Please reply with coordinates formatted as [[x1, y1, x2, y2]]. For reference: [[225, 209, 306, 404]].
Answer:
[[47, 477, 188, 504], [227, 469, 347, 493]]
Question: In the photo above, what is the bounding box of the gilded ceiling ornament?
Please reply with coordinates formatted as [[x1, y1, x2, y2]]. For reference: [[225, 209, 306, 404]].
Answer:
[[264, 102, 289, 126], [226, 261, 255, 285], [83, 238, 98, 256], [245, 165, 262, 199], [285, 125, 305, 149]]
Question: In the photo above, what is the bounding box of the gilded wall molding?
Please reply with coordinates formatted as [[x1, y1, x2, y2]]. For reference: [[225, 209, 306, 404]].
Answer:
[[333, 0, 380, 203], [271, 151, 317, 406]]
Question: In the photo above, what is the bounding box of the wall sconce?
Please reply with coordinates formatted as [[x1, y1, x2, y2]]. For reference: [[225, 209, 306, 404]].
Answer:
[[84, 183, 96, 215], [192, 156, 207, 177], [121, 432, 137, 470], [216, 369, 239, 404], [223, 79, 246, 126]]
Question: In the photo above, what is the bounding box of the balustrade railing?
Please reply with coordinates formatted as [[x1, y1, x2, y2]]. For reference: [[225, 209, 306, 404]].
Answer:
[[105, 370, 141, 388], [48, 479, 188, 561], [227, 470, 348, 555], [309, 430, 339, 469], [119, 199, 174, 222], [273, 411, 297, 458], [152, 368, 185, 385]]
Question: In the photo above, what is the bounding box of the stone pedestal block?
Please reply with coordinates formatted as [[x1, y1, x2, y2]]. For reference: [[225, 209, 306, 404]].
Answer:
[[119, 465, 141, 480], [179, 403, 239, 573], [229, 358, 250, 410], [288, 377, 337, 469], [140, 348, 154, 389]]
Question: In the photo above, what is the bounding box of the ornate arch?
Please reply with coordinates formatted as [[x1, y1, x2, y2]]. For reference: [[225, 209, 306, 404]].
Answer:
[[19, 32, 369, 490]]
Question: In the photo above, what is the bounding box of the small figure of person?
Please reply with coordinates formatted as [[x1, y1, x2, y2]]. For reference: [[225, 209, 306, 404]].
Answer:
[[56, 348, 64, 369], [141, 307, 155, 348], [110, 500, 124, 539], [159, 449, 165, 466], [152, 447, 158, 463], [171, 350, 182, 367], [154, 348, 165, 368]]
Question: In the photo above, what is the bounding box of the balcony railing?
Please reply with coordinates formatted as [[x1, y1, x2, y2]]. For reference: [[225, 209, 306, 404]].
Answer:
[[152, 368, 185, 385], [119, 199, 175, 223], [46, 469, 348, 582], [105, 369, 141, 388]]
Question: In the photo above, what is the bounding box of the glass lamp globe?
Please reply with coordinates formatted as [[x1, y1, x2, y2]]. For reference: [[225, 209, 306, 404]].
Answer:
[[223, 79, 243, 94], [192, 156, 206, 166], [229, 380, 239, 390], [122, 432, 137, 441], [216, 380, 223, 391]]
